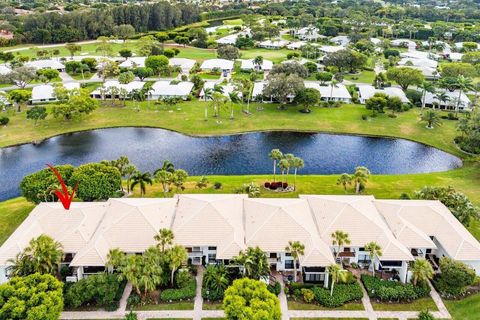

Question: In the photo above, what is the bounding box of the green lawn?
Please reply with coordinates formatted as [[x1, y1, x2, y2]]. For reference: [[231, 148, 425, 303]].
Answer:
[[287, 300, 364, 310], [344, 70, 376, 84], [133, 301, 194, 310], [445, 294, 480, 320], [171, 45, 217, 62], [291, 318, 368, 320], [371, 297, 438, 311], [240, 48, 300, 63], [0, 198, 35, 245], [203, 301, 223, 310]]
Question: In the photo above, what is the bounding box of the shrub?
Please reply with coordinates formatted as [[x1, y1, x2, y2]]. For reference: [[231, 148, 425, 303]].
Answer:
[[264, 182, 271, 188], [214, 181, 222, 189], [282, 182, 288, 188], [301, 288, 315, 303], [0, 116, 9, 125], [433, 257, 476, 297], [361, 114, 368, 121], [176, 270, 192, 288], [267, 281, 282, 296], [361, 274, 430, 302], [312, 283, 363, 307], [418, 309, 435, 320], [20, 165, 75, 203], [64, 273, 126, 311], [160, 278, 196, 301]]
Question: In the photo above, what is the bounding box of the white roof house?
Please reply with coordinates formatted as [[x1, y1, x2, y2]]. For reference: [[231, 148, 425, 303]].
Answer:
[[26, 59, 65, 71], [257, 39, 288, 49], [90, 81, 145, 99], [149, 80, 194, 100], [199, 81, 242, 101], [400, 50, 439, 61], [330, 35, 350, 46], [398, 57, 438, 69], [201, 59, 234, 72], [447, 52, 463, 61], [216, 33, 240, 45], [31, 82, 80, 104], [391, 39, 416, 49], [318, 45, 345, 54], [287, 41, 307, 50], [304, 82, 352, 102], [0, 64, 11, 75], [370, 38, 382, 45], [2, 195, 480, 284], [295, 27, 325, 42], [455, 42, 479, 50], [422, 89, 471, 111], [118, 57, 146, 68], [238, 58, 273, 71], [356, 84, 409, 104], [169, 58, 196, 73]]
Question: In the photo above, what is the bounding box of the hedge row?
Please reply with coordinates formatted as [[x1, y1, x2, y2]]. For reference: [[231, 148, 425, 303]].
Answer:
[[160, 278, 196, 302], [312, 283, 363, 308], [361, 274, 430, 302], [64, 273, 126, 311]]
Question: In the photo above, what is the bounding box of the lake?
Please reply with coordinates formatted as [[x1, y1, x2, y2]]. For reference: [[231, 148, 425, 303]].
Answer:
[[0, 127, 462, 201]]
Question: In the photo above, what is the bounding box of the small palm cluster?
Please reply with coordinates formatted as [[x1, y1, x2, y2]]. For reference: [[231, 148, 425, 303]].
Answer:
[[336, 166, 370, 194], [267, 149, 305, 191]]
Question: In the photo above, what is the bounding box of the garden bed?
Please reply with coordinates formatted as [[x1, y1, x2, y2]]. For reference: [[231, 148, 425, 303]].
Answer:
[[287, 299, 364, 310], [361, 274, 430, 302], [371, 297, 438, 311]]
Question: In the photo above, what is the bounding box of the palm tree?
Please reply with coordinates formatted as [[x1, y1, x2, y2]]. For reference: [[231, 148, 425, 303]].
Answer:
[[365, 241, 382, 277], [284, 153, 295, 183], [421, 109, 442, 129], [419, 81, 435, 114], [331, 230, 351, 261], [168, 245, 188, 286], [327, 263, 346, 296], [124, 164, 137, 194], [336, 173, 352, 193], [268, 149, 283, 182], [329, 79, 339, 101], [203, 265, 230, 299], [203, 87, 213, 120], [291, 157, 304, 190], [253, 55, 264, 71], [211, 91, 226, 118], [411, 258, 434, 286], [130, 171, 153, 197], [285, 241, 305, 282], [106, 248, 125, 272], [228, 91, 240, 119], [234, 246, 270, 280], [434, 91, 449, 110], [455, 75, 473, 115], [154, 228, 174, 252], [278, 158, 290, 187], [352, 166, 370, 194], [154, 169, 174, 196]]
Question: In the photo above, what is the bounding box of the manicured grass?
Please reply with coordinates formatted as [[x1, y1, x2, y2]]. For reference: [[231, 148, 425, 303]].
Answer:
[[240, 48, 300, 63], [371, 297, 438, 311], [203, 301, 223, 310], [147, 319, 192, 320], [287, 300, 364, 310], [133, 301, 194, 310], [223, 18, 243, 25], [344, 70, 376, 84], [0, 198, 35, 245], [291, 318, 368, 320], [170, 45, 217, 62], [445, 294, 480, 320]]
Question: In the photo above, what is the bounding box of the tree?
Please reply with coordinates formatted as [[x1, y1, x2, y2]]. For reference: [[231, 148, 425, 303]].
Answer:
[[331, 230, 351, 261], [52, 90, 98, 120], [419, 81, 436, 114], [154, 169, 174, 196], [119, 49, 133, 60], [65, 43, 81, 58], [119, 71, 135, 84], [387, 96, 403, 114], [234, 247, 270, 280], [323, 49, 367, 73], [365, 241, 382, 277], [8, 235, 63, 276], [26, 106, 47, 125], [96, 36, 113, 57], [217, 45, 240, 60], [421, 109, 442, 129], [336, 173, 352, 192], [441, 62, 476, 78], [291, 157, 304, 190], [173, 169, 188, 192], [145, 55, 169, 75], [263, 73, 305, 106], [417, 310, 435, 320], [202, 265, 230, 300], [71, 163, 122, 201], [106, 248, 125, 272], [435, 257, 476, 296], [9, 89, 31, 112], [113, 24, 135, 42], [316, 71, 333, 85], [327, 263, 346, 297], [278, 158, 290, 186], [294, 88, 320, 113], [253, 56, 264, 71], [365, 94, 387, 115], [196, 176, 209, 189], [352, 166, 370, 194], [154, 228, 174, 252], [4, 66, 37, 89], [168, 245, 188, 286], [454, 75, 473, 115], [268, 149, 283, 182], [270, 62, 308, 78], [37, 68, 59, 83], [131, 171, 153, 197], [0, 273, 63, 320], [285, 241, 305, 282], [415, 186, 479, 227], [133, 67, 153, 81], [386, 67, 424, 90], [411, 258, 434, 286], [223, 278, 281, 320], [97, 59, 120, 82]]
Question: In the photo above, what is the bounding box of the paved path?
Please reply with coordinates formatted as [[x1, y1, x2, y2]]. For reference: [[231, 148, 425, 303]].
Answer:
[[274, 273, 290, 320], [358, 278, 376, 320], [118, 282, 133, 312], [428, 280, 451, 319], [193, 266, 205, 320]]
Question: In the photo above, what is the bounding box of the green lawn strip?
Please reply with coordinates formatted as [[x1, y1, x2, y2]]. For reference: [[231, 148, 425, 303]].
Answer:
[[0, 198, 34, 245], [290, 318, 369, 320], [203, 301, 223, 310], [169, 45, 217, 62], [133, 301, 194, 310], [344, 70, 376, 84], [147, 319, 192, 320], [240, 48, 300, 64], [371, 297, 438, 311], [444, 294, 480, 320], [287, 299, 364, 310]]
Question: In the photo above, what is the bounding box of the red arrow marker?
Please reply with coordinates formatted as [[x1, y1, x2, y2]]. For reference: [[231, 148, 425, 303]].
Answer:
[[47, 164, 78, 210]]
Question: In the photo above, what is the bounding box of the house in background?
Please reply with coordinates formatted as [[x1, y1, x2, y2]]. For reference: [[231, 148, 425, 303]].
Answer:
[[26, 59, 66, 72], [422, 89, 471, 111], [201, 59, 234, 74], [90, 81, 145, 100], [148, 81, 194, 100], [238, 58, 273, 72], [199, 81, 242, 101], [356, 84, 409, 104], [31, 82, 80, 104], [169, 58, 196, 74], [257, 39, 288, 49]]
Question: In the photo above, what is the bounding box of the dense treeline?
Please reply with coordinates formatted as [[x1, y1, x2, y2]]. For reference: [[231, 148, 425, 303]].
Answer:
[[21, 2, 201, 44]]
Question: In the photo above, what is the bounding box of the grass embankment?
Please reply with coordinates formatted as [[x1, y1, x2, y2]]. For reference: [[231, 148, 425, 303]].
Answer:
[[444, 294, 480, 320], [371, 297, 438, 311]]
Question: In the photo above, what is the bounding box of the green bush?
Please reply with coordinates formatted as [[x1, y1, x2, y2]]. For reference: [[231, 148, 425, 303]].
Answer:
[[312, 283, 363, 307], [0, 116, 9, 125], [70, 163, 122, 201], [361, 274, 430, 302], [64, 273, 126, 311], [433, 257, 476, 298], [267, 281, 281, 296], [20, 165, 75, 203], [160, 278, 196, 301], [301, 288, 315, 303]]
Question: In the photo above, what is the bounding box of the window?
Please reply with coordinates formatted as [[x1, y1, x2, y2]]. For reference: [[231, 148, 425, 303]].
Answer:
[[305, 273, 325, 282], [284, 260, 294, 269], [358, 254, 371, 263], [285, 252, 292, 257], [208, 246, 216, 251], [208, 254, 217, 262], [270, 253, 277, 258]]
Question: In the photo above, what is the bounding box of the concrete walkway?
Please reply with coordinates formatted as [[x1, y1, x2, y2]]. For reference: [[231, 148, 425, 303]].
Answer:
[[193, 266, 205, 320], [118, 282, 133, 312], [274, 273, 290, 320]]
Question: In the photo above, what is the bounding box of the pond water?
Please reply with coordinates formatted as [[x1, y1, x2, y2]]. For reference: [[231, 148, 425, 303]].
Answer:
[[0, 127, 462, 201]]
